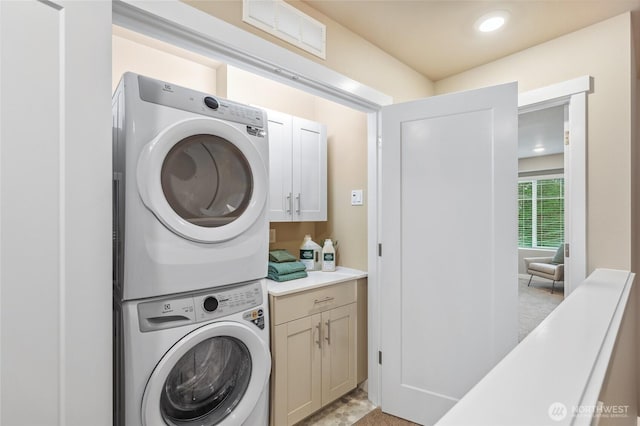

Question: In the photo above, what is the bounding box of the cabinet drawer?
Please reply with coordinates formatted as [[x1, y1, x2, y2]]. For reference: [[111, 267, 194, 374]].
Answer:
[[271, 281, 356, 325]]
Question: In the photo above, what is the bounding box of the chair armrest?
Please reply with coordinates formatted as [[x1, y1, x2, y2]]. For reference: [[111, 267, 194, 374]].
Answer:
[[554, 263, 565, 281], [524, 257, 553, 269]]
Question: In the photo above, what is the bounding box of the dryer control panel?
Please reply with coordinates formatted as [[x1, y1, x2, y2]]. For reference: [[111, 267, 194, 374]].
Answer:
[[137, 75, 265, 129], [137, 281, 264, 332]]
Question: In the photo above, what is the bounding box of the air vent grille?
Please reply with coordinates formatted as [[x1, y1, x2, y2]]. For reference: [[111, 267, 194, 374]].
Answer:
[[243, 0, 326, 59]]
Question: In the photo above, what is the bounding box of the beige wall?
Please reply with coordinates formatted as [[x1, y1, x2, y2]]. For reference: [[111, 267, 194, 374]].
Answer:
[[436, 13, 635, 274], [182, 0, 434, 102], [112, 27, 217, 94], [226, 66, 368, 270], [314, 97, 368, 270]]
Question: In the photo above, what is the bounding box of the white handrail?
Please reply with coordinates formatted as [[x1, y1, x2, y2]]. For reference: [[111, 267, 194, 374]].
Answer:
[[436, 268, 635, 426]]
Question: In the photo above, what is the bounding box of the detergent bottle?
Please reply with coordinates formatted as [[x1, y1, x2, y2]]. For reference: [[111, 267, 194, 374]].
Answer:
[[321, 239, 336, 272], [299, 235, 321, 271]]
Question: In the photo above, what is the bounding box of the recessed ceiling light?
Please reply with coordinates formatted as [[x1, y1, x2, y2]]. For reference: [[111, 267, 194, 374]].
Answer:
[[475, 11, 510, 33]]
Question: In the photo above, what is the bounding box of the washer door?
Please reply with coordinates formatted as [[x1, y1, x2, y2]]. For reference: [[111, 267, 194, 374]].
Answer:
[[138, 117, 267, 243], [142, 321, 271, 426]]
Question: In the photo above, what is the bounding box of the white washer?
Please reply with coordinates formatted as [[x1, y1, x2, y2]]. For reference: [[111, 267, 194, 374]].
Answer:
[[118, 280, 270, 426], [112, 73, 269, 300]]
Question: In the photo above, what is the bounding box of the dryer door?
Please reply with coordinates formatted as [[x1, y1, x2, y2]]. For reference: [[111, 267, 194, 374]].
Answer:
[[142, 321, 271, 426], [137, 117, 268, 243]]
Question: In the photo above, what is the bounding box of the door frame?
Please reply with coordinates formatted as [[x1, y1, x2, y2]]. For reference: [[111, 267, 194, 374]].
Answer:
[[112, 0, 589, 408], [518, 77, 591, 296]]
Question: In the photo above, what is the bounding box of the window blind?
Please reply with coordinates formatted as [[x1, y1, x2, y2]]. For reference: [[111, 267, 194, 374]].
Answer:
[[518, 178, 564, 249]]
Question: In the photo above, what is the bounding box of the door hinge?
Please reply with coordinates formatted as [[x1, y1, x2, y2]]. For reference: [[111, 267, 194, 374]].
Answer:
[[378, 243, 382, 257], [378, 351, 382, 365], [377, 137, 382, 148], [564, 243, 570, 258], [564, 130, 570, 146]]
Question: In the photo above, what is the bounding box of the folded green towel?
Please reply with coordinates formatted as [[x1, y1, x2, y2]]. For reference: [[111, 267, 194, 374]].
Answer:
[[268, 261, 307, 275], [269, 249, 297, 263], [267, 270, 308, 282]]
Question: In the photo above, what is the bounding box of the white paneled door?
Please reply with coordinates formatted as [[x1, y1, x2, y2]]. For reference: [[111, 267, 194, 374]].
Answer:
[[0, 1, 112, 425], [380, 83, 519, 425]]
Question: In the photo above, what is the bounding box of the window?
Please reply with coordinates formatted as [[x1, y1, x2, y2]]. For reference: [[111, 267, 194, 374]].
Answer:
[[518, 177, 564, 248]]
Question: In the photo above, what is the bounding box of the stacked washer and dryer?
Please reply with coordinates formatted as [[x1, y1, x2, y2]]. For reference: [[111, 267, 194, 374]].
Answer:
[[112, 73, 271, 426]]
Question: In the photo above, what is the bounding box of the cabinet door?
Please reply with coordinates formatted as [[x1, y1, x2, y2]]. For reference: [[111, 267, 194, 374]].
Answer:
[[321, 303, 357, 405], [292, 117, 327, 221], [273, 314, 322, 426], [267, 110, 293, 222]]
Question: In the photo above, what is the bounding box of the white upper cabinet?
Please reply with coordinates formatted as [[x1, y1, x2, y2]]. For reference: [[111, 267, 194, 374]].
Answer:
[[267, 109, 327, 222]]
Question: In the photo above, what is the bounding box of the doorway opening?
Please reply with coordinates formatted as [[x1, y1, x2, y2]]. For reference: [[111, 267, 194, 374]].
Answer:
[[517, 105, 565, 340]]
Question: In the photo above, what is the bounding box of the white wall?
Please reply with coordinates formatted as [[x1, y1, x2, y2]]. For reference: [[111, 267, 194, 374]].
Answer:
[[519, 153, 564, 174]]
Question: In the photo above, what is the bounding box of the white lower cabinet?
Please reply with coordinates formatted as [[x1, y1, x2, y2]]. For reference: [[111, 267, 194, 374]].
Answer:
[[270, 281, 357, 426]]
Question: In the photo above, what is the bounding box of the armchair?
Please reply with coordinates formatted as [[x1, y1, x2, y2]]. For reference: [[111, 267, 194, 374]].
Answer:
[[524, 254, 564, 294]]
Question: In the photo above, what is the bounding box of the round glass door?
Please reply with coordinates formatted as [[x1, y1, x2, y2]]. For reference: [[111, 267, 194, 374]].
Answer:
[[141, 321, 271, 426], [161, 134, 253, 228], [160, 336, 251, 425], [137, 117, 268, 243]]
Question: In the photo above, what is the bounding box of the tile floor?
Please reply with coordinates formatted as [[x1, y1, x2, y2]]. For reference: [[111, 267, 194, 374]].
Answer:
[[296, 387, 376, 426]]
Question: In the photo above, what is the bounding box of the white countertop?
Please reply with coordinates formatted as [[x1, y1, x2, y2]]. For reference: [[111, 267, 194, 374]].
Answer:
[[266, 266, 367, 296]]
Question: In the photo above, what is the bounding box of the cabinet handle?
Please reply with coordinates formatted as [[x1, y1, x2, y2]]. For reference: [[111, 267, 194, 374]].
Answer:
[[314, 296, 334, 304], [285, 193, 292, 215], [295, 193, 301, 214], [315, 322, 322, 349], [325, 319, 331, 345]]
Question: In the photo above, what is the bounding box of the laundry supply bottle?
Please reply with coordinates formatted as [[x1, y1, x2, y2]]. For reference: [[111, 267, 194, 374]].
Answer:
[[299, 235, 321, 271], [322, 239, 336, 272]]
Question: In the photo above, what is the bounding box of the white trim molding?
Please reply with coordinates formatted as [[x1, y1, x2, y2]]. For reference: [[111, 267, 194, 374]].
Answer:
[[519, 76, 592, 109]]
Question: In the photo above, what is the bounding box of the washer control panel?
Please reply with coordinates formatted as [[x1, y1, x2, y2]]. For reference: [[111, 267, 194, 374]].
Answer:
[[138, 281, 264, 332], [137, 74, 265, 129], [192, 281, 262, 321]]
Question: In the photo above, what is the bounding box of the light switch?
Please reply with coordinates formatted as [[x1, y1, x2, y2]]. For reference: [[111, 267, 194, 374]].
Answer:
[[351, 189, 364, 206], [269, 229, 276, 243]]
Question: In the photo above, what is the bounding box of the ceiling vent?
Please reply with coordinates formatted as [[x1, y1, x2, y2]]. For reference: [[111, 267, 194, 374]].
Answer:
[[243, 0, 326, 59]]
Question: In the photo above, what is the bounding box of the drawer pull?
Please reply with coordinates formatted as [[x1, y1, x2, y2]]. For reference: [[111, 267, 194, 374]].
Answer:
[[314, 296, 334, 304], [325, 319, 331, 345], [315, 322, 322, 349]]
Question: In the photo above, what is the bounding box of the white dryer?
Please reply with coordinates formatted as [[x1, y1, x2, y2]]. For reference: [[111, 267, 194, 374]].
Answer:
[[117, 280, 271, 426], [112, 73, 269, 300]]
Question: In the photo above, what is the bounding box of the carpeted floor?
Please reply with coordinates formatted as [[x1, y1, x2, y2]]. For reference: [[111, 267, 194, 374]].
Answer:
[[300, 278, 564, 425], [518, 276, 563, 341]]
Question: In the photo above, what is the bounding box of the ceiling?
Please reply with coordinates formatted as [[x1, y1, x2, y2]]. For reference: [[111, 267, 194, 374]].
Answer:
[[302, 0, 640, 81], [518, 105, 564, 159]]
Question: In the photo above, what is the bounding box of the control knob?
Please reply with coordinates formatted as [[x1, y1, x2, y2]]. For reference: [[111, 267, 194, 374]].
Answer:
[[204, 96, 219, 110], [203, 296, 219, 312]]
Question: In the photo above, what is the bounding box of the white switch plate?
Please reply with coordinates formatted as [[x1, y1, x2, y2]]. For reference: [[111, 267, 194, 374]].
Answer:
[[351, 189, 364, 206], [269, 229, 276, 243]]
